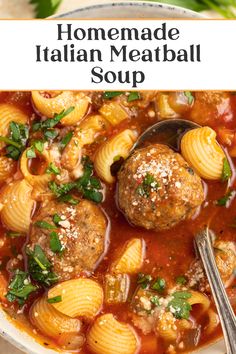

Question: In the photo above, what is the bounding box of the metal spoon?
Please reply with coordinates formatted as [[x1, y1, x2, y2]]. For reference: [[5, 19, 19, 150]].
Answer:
[[133, 118, 236, 354], [195, 229, 236, 354]]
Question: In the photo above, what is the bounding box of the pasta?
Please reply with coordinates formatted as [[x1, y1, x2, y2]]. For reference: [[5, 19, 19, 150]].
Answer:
[[214, 241, 236, 287], [0, 104, 28, 149], [0, 156, 16, 183], [156, 312, 192, 342], [187, 290, 210, 314], [31, 91, 90, 126], [30, 296, 83, 346], [87, 313, 139, 354], [206, 309, 219, 334], [156, 312, 179, 341], [99, 102, 128, 125], [48, 278, 103, 319], [94, 129, 138, 183], [0, 179, 35, 233], [111, 238, 145, 274], [181, 126, 226, 180], [61, 114, 109, 174], [20, 149, 53, 201]]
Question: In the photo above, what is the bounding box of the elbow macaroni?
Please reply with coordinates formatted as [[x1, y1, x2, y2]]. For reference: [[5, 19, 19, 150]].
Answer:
[[61, 114, 109, 173], [31, 296, 82, 343], [111, 238, 145, 274], [48, 278, 103, 319], [181, 126, 226, 180], [31, 91, 90, 126], [87, 313, 139, 354], [94, 129, 138, 183], [0, 179, 35, 233]]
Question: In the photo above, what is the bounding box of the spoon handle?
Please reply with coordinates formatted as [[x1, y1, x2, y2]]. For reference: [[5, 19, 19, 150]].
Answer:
[[195, 229, 236, 354]]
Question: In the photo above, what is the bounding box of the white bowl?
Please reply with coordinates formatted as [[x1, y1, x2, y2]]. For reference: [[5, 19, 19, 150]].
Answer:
[[0, 2, 225, 354]]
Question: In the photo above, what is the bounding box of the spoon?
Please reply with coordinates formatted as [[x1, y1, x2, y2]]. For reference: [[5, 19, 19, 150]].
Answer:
[[195, 229, 236, 354], [133, 118, 236, 354]]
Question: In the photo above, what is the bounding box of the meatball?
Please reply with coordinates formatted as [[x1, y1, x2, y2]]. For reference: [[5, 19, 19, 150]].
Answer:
[[117, 144, 204, 231], [29, 200, 108, 281]]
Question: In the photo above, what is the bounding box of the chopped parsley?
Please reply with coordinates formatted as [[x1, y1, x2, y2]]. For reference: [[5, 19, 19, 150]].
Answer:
[[59, 131, 73, 150], [26, 245, 58, 287], [6, 270, 37, 305], [46, 162, 60, 175], [47, 295, 62, 304], [168, 291, 192, 320], [221, 157, 232, 182], [53, 213, 62, 226], [0, 122, 29, 160], [152, 277, 166, 292], [49, 156, 103, 204], [176, 275, 187, 285], [136, 173, 159, 198], [33, 107, 75, 132], [48, 180, 75, 198], [58, 193, 79, 205], [26, 140, 44, 158], [34, 220, 56, 230], [127, 92, 141, 102], [150, 295, 159, 306], [103, 91, 123, 99], [50, 232, 63, 253], [6, 231, 23, 238], [44, 129, 58, 141], [184, 91, 194, 105], [137, 273, 153, 289], [217, 190, 234, 207]]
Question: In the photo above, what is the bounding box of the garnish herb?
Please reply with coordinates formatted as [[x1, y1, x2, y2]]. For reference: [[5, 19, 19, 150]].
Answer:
[[59, 131, 73, 150], [26, 245, 58, 286], [49, 156, 103, 204], [127, 92, 141, 102], [50, 232, 63, 253], [150, 295, 159, 306], [58, 194, 79, 205], [6, 231, 23, 238], [167, 291, 192, 320], [46, 162, 60, 175], [6, 270, 37, 305], [44, 129, 58, 141], [0, 122, 29, 160], [26, 147, 36, 158], [103, 91, 123, 99], [136, 173, 159, 198], [217, 190, 234, 207], [53, 213, 62, 226], [221, 157, 232, 182], [176, 275, 187, 285], [152, 277, 166, 292], [30, 0, 62, 18], [36, 107, 75, 131], [48, 180, 75, 198], [47, 295, 62, 304], [26, 140, 44, 158], [184, 91, 194, 105], [34, 220, 56, 230], [137, 273, 152, 289]]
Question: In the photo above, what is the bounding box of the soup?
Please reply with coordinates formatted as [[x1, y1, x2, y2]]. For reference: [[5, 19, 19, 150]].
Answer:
[[0, 90, 235, 354]]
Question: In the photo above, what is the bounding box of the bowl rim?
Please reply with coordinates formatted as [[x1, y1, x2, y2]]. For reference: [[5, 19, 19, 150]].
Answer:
[[56, 0, 204, 19]]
